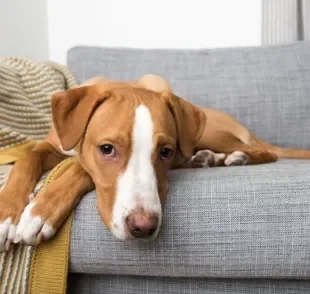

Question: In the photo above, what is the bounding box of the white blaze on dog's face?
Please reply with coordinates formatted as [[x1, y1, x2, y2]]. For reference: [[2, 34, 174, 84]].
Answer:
[[52, 84, 206, 240], [111, 105, 161, 239], [77, 88, 177, 240]]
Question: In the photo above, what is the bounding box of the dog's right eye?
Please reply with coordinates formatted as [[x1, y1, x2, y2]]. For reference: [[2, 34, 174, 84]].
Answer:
[[99, 144, 116, 157], [160, 147, 174, 160]]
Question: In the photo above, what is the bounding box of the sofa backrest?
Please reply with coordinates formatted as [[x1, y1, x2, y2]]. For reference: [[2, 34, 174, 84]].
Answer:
[[67, 42, 310, 149]]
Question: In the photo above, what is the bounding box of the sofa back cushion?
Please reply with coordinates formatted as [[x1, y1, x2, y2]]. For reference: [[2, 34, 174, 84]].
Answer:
[[67, 42, 310, 149]]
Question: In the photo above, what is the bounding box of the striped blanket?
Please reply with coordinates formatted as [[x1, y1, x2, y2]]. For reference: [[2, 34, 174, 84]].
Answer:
[[0, 57, 78, 294], [0, 57, 77, 164]]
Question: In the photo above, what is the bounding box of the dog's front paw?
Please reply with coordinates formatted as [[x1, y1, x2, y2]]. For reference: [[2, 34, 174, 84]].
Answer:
[[14, 201, 56, 246], [0, 193, 31, 252], [224, 151, 249, 166], [0, 218, 16, 252], [188, 150, 225, 168]]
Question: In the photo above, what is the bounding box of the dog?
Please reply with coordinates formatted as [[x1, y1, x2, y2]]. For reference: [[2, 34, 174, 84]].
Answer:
[[1, 74, 310, 252]]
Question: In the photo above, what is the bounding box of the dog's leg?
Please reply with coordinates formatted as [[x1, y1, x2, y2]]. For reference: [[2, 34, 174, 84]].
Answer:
[[188, 146, 276, 168], [187, 150, 250, 168], [0, 142, 66, 251], [14, 160, 94, 245], [195, 131, 278, 167], [218, 145, 278, 166]]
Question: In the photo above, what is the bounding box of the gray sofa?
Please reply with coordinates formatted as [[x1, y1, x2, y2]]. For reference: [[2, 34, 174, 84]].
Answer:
[[66, 41, 310, 294]]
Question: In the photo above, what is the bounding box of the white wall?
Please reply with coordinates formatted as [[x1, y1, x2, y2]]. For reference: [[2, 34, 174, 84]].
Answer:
[[47, 0, 262, 64], [0, 0, 49, 60], [0, 0, 262, 63]]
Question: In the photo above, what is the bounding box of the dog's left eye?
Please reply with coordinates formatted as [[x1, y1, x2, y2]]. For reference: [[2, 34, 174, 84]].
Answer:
[[99, 144, 116, 157], [160, 148, 173, 160]]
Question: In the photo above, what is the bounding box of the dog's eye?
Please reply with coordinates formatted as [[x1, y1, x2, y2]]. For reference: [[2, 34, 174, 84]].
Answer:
[[160, 148, 173, 160], [99, 144, 115, 157]]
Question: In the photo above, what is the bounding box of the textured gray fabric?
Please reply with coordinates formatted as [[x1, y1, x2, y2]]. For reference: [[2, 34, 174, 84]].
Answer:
[[70, 160, 310, 279], [67, 42, 310, 150], [67, 274, 310, 294]]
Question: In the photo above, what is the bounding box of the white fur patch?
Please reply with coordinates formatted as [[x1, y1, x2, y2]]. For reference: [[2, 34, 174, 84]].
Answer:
[[14, 202, 55, 245], [111, 105, 162, 240], [214, 153, 226, 162], [0, 193, 35, 251], [225, 151, 249, 166], [59, 145, 77, 157], [0, 218, 12, 252], [28, 193, 34, 202]]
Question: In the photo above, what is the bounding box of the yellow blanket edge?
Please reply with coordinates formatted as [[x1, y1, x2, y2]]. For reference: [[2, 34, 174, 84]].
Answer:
[[0, 141, 38, 165], [28, 157, 77, 294]]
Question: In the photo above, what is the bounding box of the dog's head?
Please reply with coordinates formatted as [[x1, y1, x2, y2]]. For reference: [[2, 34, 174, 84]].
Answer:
[[51, 84, 205, 240]]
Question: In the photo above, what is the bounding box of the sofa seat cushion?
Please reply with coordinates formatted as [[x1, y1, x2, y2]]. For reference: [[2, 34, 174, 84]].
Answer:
[[69, 159, 310, 279]]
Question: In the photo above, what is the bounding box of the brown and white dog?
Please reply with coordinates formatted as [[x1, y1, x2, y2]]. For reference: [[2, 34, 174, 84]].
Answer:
[[1, 74, 310, 252]]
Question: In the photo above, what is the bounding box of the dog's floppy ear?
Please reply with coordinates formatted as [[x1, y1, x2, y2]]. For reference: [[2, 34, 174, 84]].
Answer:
[[51, 86, 111, 150], [161, 91, 206, 160]]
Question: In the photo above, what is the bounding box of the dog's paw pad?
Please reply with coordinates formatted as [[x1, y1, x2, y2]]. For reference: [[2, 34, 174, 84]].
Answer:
[[189, 150, 225, 168], [225, 151, 249, 166], [14, 202, 55, 245]]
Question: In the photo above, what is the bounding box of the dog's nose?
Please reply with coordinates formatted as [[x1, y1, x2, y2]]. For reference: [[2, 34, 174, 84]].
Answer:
[[126, 213, 159, 238]]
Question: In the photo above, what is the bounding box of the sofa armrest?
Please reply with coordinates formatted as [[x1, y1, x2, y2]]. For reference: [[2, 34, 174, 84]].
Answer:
[[69, 160, 310, 279]]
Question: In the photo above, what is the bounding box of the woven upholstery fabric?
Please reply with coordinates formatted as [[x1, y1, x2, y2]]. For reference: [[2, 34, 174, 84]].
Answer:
[[67, 42, 310, 150], [67, 274, 310, 294], [70, 160, 310, 279]]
